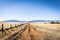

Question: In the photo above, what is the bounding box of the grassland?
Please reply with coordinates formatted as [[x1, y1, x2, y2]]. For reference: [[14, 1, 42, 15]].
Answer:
[[0, 22, 26, 29], [0, 22, 60, 40], [31, 22, 60, 40], [0, 22, 26, 40]]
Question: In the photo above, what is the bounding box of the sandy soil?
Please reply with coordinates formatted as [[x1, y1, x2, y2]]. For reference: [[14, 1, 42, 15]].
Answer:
[[16, 23, 42, 40]]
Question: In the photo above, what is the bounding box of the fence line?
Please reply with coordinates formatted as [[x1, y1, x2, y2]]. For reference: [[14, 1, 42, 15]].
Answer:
[[0, 23, 26, 35]]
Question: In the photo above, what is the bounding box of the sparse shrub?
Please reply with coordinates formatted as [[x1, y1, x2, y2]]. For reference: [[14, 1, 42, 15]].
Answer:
[[55, 21, 60, 24], [50, 21, 55, 24], [50, 21, 60, 24]]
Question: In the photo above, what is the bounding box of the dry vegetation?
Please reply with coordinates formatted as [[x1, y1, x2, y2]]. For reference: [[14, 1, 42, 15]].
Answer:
[[31, 22, 60, 40], [0, 22, 26, 40], [0, 22, 26, 29], [0, 22, 60, 40]]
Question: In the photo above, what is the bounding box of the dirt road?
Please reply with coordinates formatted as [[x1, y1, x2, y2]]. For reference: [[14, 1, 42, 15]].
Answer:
[[7, 23, 60, 40], [16, 23, 41, 40]]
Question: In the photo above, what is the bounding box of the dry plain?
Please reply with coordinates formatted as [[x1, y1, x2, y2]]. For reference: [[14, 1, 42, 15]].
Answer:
[[0, 22, 60, 40], [30, 22, 60, 40], [0, 22, 26, 40]]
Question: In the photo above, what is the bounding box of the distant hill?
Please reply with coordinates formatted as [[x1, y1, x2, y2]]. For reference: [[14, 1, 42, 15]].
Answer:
[[29, 20, 60, 22], [29, 20, 50, 22], [3, 20, 26, 22], [2, 20, 60, 22]]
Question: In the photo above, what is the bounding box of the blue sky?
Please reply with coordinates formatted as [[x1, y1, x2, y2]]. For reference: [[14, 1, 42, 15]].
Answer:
[[0, 0, 60, 21]]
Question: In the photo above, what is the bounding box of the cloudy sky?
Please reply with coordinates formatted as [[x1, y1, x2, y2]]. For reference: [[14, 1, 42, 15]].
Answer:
[[0, 0, 60, 21]]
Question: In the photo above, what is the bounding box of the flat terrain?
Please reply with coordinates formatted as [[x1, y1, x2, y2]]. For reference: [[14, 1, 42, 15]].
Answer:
[[0, 22, 60, 40], [16, 23, 41, 40], [31, 22, 60, 40], [0, 22, 26, 29], [0, 22, 26, 40]]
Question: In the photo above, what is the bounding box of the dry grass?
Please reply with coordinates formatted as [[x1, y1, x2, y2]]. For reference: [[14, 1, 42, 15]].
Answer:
[[31, 22, 60, 30], [0, 22, 60, 40], [0, 22, 26, 40], [0, 22, 26, 29], [30, 22, 60, 40]]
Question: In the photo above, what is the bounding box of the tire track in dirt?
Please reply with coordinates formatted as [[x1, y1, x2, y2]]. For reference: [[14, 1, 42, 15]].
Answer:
[[6, 23, 27, 40], [16, 23, 41, 40]]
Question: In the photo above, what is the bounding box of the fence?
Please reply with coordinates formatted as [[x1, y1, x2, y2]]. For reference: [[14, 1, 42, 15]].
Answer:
[[0, 23, 26, 35]]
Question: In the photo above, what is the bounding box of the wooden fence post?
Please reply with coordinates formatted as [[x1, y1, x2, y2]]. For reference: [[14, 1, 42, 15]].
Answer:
[[1, 24, 7, 35], [10, 24, 12, 29]]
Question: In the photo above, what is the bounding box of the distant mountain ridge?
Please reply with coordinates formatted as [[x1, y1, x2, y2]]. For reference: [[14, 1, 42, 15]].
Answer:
[[29, 20, 60, 22], [3, 20, 26, 22], [29, 20, 50, 22], [2, 20, 60, 22]]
